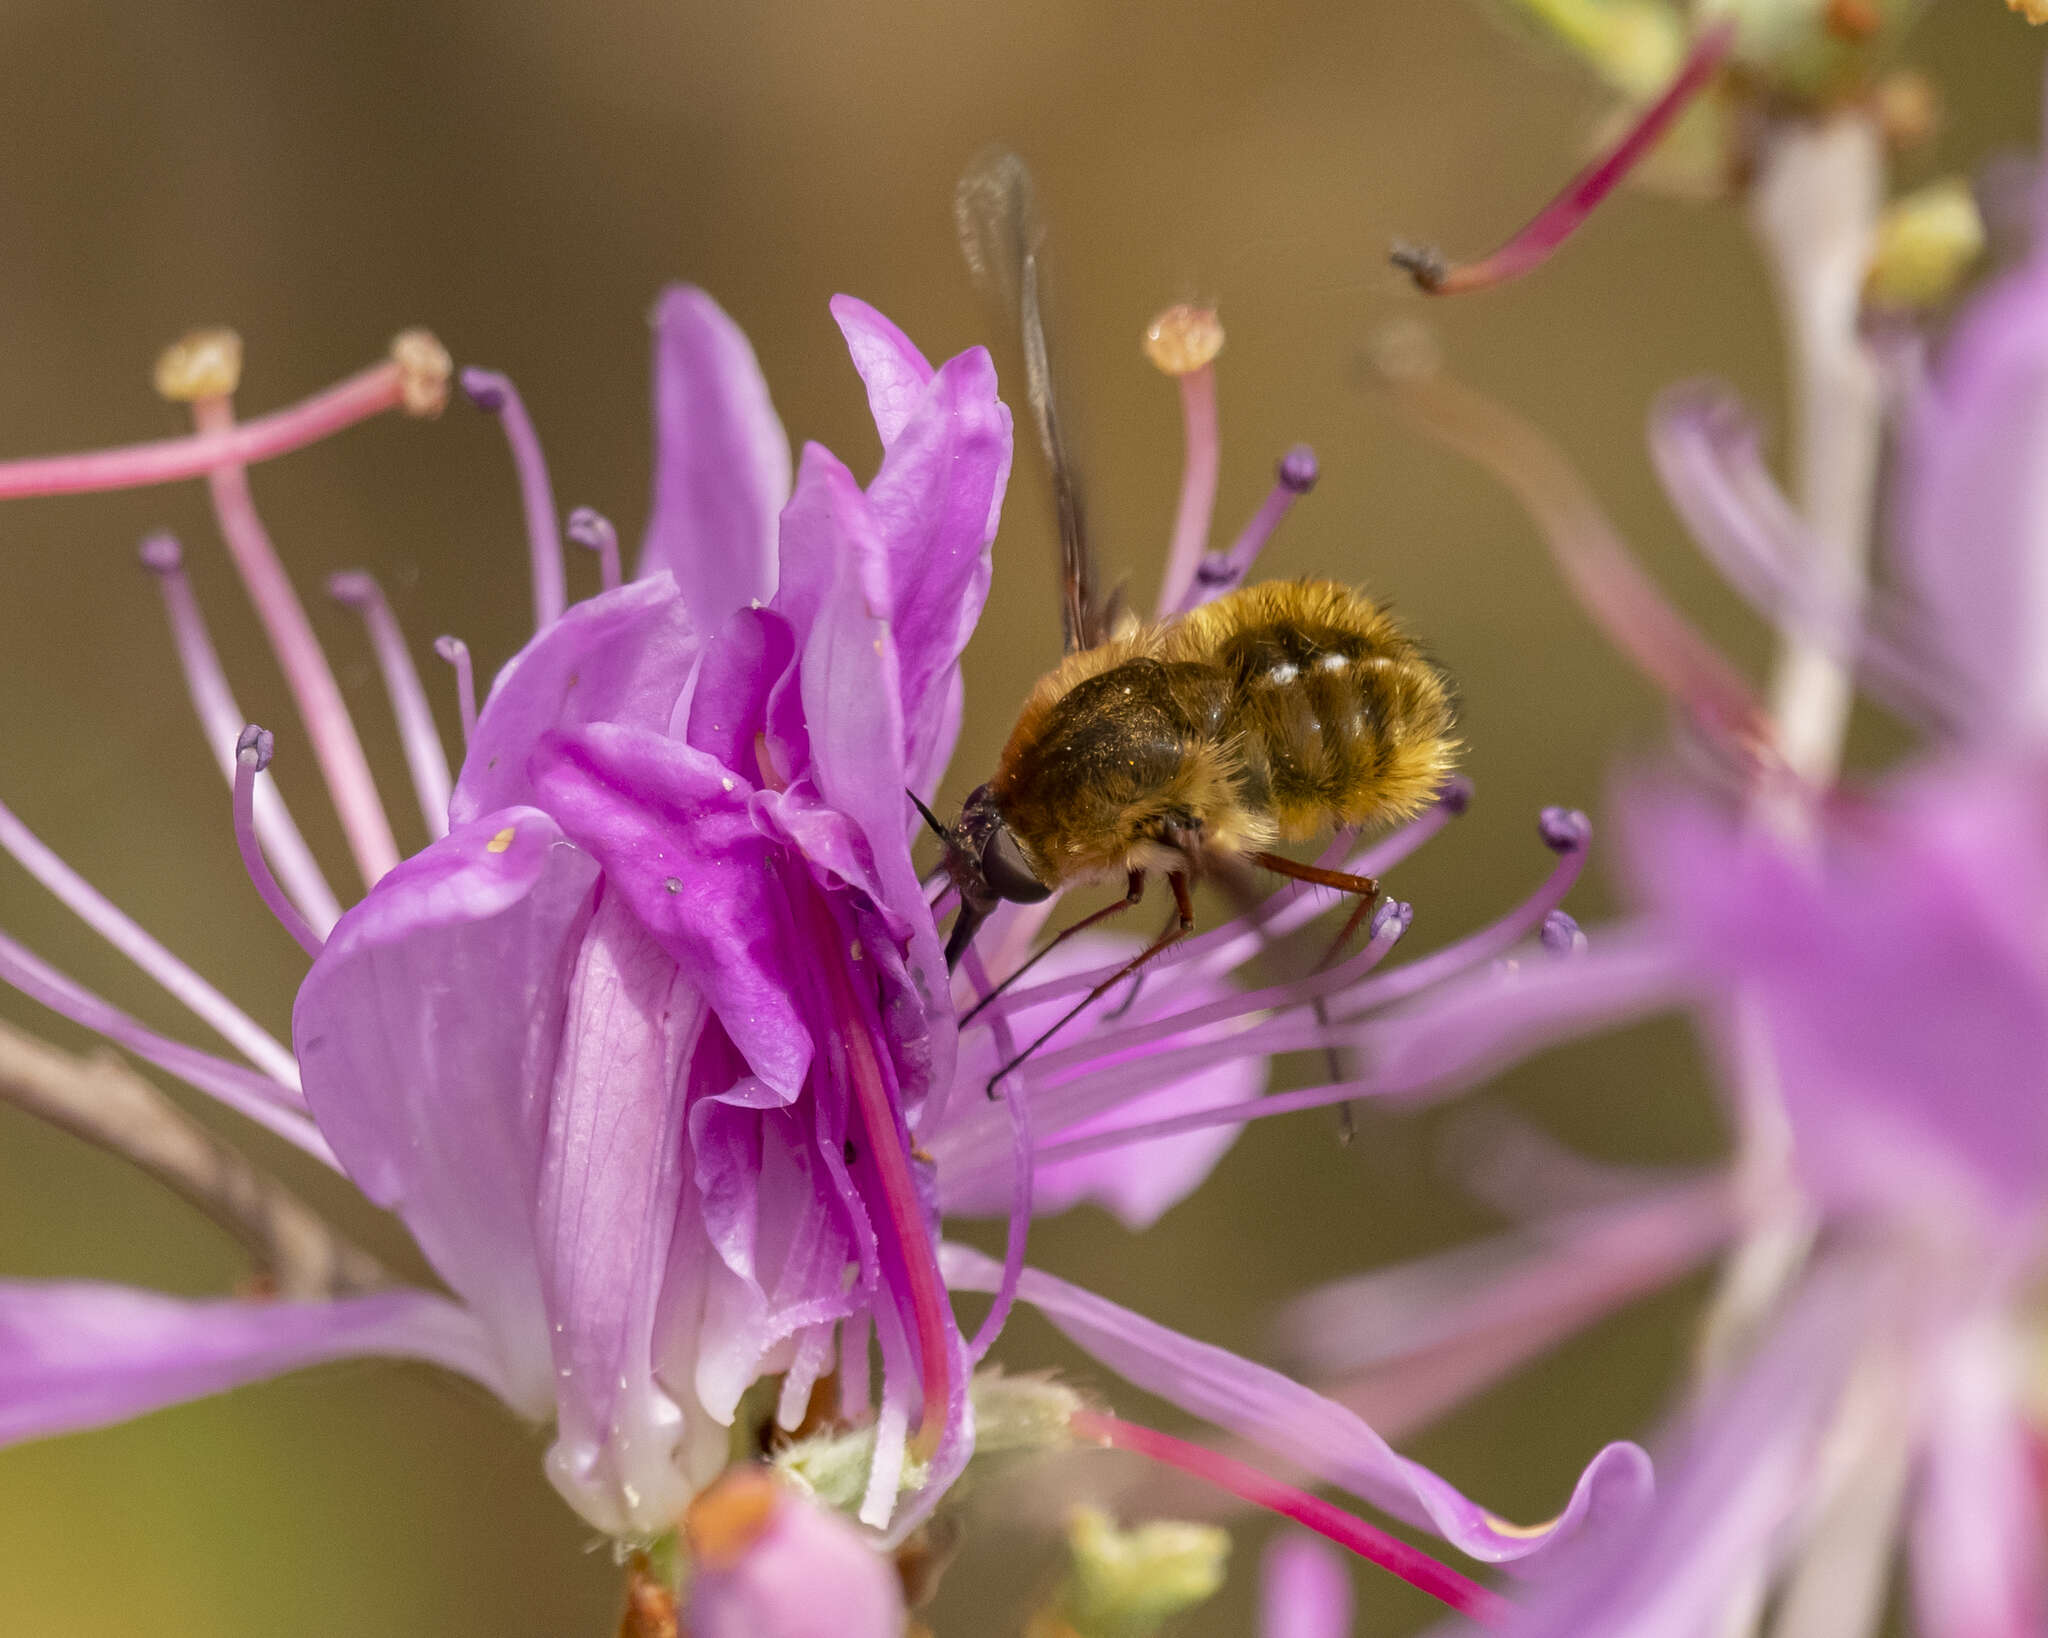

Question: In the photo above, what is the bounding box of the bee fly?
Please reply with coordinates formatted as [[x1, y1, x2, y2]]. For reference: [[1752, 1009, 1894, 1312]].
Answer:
[[921, 150, 1459, 1091]]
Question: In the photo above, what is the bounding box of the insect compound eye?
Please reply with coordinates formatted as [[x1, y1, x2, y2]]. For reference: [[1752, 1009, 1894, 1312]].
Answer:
[[982, 824, 1051, 903]]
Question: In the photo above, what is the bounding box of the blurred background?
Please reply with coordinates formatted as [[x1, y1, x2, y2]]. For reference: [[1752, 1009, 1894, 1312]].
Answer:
[[0, 2, 2040, 1633]]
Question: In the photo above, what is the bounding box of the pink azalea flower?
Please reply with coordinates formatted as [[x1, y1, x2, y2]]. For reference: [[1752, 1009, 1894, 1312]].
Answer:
[[0, 283, 1641, 1610]]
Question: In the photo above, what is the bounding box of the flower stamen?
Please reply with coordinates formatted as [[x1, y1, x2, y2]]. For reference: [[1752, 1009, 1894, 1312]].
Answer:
[[433, 635, 479, 745], [1393, 23, 1734, 295], [1147, 305, 1226, 615], [460, 368, 567, 632], [567, 506, 623, 593], [1175, 446, 1318, 614], [139, 533, 343, 936], [327, 572, 455, 841], [232, 727, 326, 961]]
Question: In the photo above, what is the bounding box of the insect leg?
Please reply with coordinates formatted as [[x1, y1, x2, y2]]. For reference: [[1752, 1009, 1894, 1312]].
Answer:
[[960, 870, 1144, 1024], [1251, 850, 1381, 1146], [985, 871, 1196, 1098]]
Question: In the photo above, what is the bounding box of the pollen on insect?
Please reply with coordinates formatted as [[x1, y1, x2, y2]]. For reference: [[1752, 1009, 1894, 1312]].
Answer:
[[486, 827, 516, 854]]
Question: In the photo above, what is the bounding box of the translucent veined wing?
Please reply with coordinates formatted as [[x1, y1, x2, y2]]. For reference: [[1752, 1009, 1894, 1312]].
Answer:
[[955, 147, 1104, 655]]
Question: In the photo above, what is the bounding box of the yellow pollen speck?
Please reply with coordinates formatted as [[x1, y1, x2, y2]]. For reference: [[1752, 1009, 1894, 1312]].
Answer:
[[1143, 304, 1224, 376], [487, 827, 516, 854], [154, 328, 243, 402]]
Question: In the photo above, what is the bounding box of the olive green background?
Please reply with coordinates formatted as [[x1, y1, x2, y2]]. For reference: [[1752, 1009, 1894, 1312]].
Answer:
[[0, 3, 2039, 1634]]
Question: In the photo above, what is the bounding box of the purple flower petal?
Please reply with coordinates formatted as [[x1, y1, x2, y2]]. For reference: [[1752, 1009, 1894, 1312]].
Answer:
[[861, 344, 1011, 791], [638, 286, 792, 625], [1908, 1307, 2048, 1638], [1261, 1533, 1354, 1638], [1896, 248, 2048, 745], [830, 294, 935, 448], [294, 808, 600, 1412], [685, 606, 799, 778], [685, 1475, 907, 1638], [449, 575, 700, 826], [530, 723, 813, 1098], [1622, 761, 2048, 1222], [536, 890, 721, 1534], [0, 1281, 505, 1445], [939, 1243, 1652, 1567], [1503, 1250, 1891, 1638]]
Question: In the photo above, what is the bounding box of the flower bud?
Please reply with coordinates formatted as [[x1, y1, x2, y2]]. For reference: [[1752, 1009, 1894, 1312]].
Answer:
[[1051, 1507, 1229, 1638], [683, 1469, 906, 1638], [1865, 177, 1986, 310]]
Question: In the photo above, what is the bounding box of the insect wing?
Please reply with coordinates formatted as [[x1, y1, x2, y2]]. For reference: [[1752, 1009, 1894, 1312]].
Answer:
[[955, 147, 1102, 654]]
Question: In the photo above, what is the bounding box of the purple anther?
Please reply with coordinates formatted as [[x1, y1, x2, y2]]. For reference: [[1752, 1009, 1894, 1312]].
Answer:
[[1278, 444, 1319, 494], [568, 506, 623, 593], [1539, 910, 1587, 956], [1539, 807, 1592, 854], [457, 367, 510, 412], [1174, 446, 1321, 616], [232, 724, 323, 960], [1371, 899, 1415, 941], [235, 724, 275, 771], [137, 531, 183, 574], [1437, 775, 1474, 816], [435, 634, 478, 745]]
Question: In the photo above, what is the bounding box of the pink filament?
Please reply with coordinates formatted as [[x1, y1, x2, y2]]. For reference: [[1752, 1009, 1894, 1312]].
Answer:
[[0, 931, 333, 1164], [190, 394, 399, 889], [140, 535, 343, 936], [327, 572, 454, 839], [1155, 366, 1222, 616], [1073, 1411, 1511, 1627], [434, 636, 479, 745], [232, 729, 326, 960], [0, 359, 407, 498], [460, 369, 566, 632], [1400, 24, 1734, 296], [0, 794, 301, 1091]]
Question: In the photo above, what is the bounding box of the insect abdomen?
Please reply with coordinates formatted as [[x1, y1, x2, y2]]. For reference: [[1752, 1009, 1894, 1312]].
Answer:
[[1176, 581, 1457, 838]]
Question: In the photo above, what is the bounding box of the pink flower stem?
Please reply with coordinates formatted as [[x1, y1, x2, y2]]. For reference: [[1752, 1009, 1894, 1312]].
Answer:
[[231, 728, 326, 960], [960, 947, 1030, 1366], [1072, 1410, 1512, 1626], [1395, 24, 1734, 295], [459, 369, 566, 632], [0, 359, 407, 497], [1155, 365, 1221, 616], [191, 393, 400, 889]]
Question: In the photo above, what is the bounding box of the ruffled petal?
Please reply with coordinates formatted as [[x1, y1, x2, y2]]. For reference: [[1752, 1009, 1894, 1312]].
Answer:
[[862, 344, 1011, 791], [294, 808, 599, 1412], [538, 889, 722, 1535], [638, 286, 791, 625], [450, 575, 700, 825], [0, 1281, 506, 1445], [530, 723, 812, 1099], [939, 1244, 1651, 1567], [830, 294, 935, 448]]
